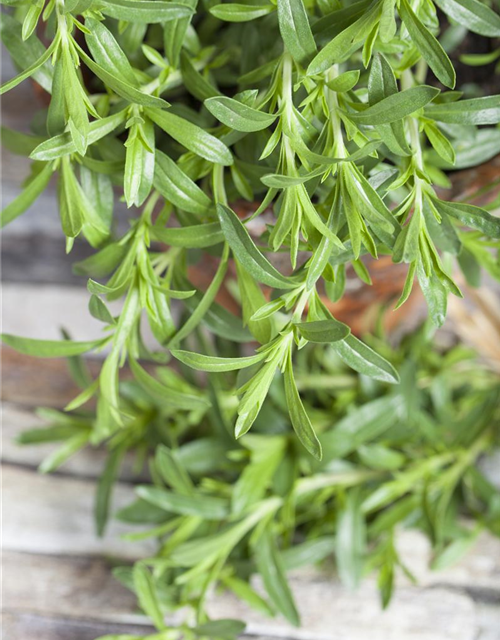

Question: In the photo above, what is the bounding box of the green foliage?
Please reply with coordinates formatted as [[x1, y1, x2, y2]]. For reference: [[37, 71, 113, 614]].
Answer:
[[2, 0, 500, 635]]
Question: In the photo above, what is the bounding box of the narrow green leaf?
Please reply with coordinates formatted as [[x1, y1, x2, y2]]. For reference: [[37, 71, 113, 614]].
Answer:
[[431, 197, 500, 238], [351, 86, 440, 125], [30, 110, 127, 161], [155, 444, 194, 494], [194, 620, 246, 639], [95, 446, 124, 536], [100, 0, 194, 22], [172, 349, 265, 372], [332, 335, 400, 383], [152, 222, 223, 248], [154, 150, 212, 215], [0, 14, 53, 92], [336, 490, 366, 588], [39, 432, 90, 474], [284, 352, 322, 460], [205, 96, 277, 132], [307, 1, 381, 75], [1, 334, 108, 358], [399, 0, 456, 88], [217, 204, 296, 289], [85, 18, 138, 87], [133, 564, 165, 630], [0, 37, 56, 95], [326, 69, 360, 92], [295, 319, 350, 344], [434, 0, 500, 37], [76, 46, 170, 109], [147, 108, 233, 165], [425, 95, 500, 125], [137, 485, 229, 519], [255, 529, 300, 626], [129, 357, 210, 409], [1, 162, 54, 228], [210, 3, 275, 21], [277, 0, 317, 64], [181, 50, 219, 101]]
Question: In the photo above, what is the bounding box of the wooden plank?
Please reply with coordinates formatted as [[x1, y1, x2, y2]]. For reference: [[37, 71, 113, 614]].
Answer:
[[2, 612, 154, 640], [2, 348, 100, 408], [2, 403, 148, 482], [3, 464, 153, 559], [2, 549, 479, 640]]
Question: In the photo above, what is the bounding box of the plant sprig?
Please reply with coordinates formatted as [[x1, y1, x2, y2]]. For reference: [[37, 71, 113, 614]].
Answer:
[[2, 0, 500, 633]]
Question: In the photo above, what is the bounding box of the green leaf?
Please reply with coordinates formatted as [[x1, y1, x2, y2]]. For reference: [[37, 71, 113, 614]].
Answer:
[[209, 3, 275, 21], [124, 117, 155, 208], [129, 357, 210, 410], [284, 352, 322, 460], [152, 222, 223, 248], [1, 126, 46, 156], [100, 0, 194, 22], [0, 36, 57, 95], [0, 13, 53, 93], [30, 110, 127, 161], [133, 564, 165, 630], [326, 69, 360, 92], [147, 108, 233, 165], [39, 432, 90, 474], [307, 1, 381, 75], [395, 261, 417, 309], [76, 46, 170, 109], [232, 434, 285, 514], [235, 259, 274, 344], [1, 334, 108, 358], [423, 121, 455, 164], [350, 86, 440, 125], [154, 150, 212, 215], [425, 95, 500, 125], [172, 349, 265, 372], [223, 576, 275, 617], [399, 0, 456, 88], [332, 335, 400, 383], [255, 528, 300, 626], [295, 319, 351, 344], [277, 0, 317, 64], [137, 485, 229, 519], [217, 204, 296, 289], [193, 620, 246, 639], [1, 162, 55, 228], [155, 444, 194, 494], [335, 490, 366, 588], [85, 18, 138, 87], [417, 260, 447, 327], [205, 96, 277, 132], [95, 446, 124, 536], [181, 50, 219, 101], [431, 198, 500, 238], [320, 395, 403, 460], [431, 529, 481, 571], [164, 0, 197, 68], [434, 0, 500, 37]]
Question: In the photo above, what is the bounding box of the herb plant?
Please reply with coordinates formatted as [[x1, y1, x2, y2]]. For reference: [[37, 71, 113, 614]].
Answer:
[[2, 0, 500, 635]]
